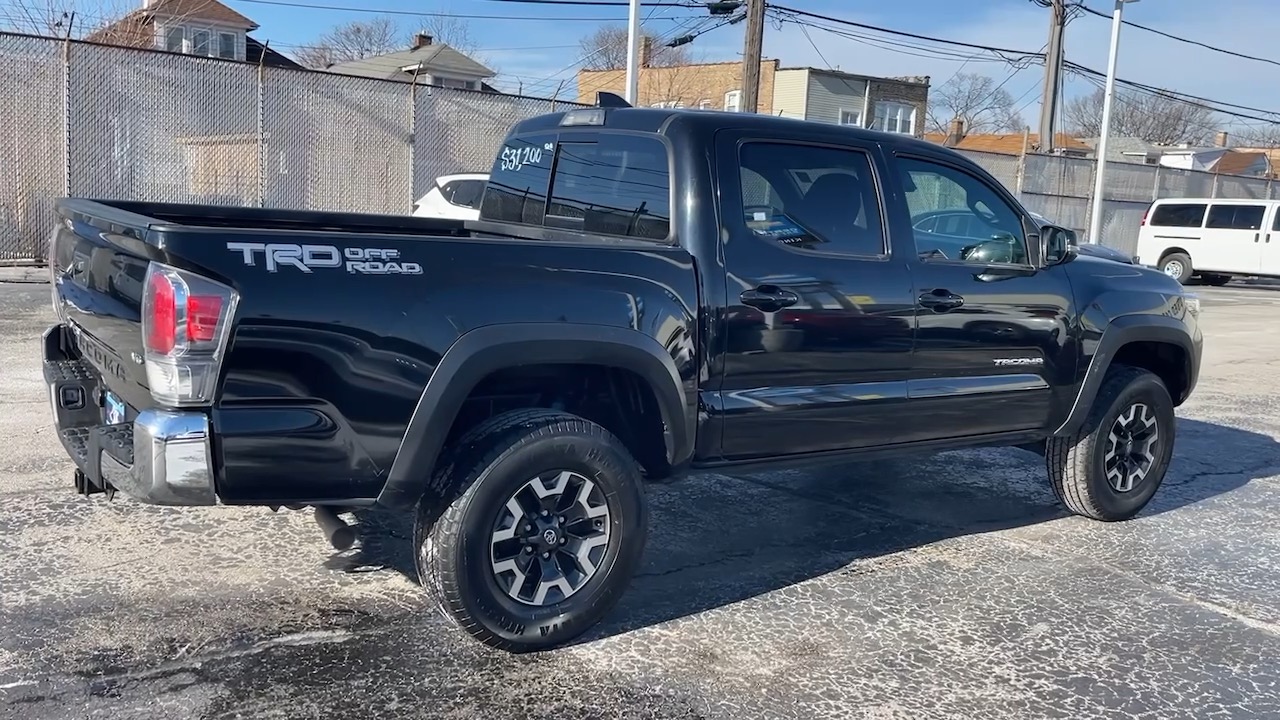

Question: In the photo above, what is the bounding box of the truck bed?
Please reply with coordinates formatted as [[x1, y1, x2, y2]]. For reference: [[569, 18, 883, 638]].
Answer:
[[47, 198, 698, 505]]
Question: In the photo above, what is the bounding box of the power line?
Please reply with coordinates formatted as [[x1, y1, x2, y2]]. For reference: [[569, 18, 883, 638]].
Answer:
[[772, 6, 1280, 128], [479, 0, 699, 5], [229, 0, 704, 22], [1074, 2, 1280, 70]]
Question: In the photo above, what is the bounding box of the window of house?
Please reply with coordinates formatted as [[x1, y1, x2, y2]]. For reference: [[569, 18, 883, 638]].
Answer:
[[651, 100, 681, 109], [481, 133, 672, 242], [873, 101, 916, 135], [1149, 203, 1207, 227], [218, 32, 236, 59], [839, 109, 861, 126], [191, 29, 211, 56], [724, 89, 742, 112], [434, 76, 475, 90], [164, 26, 184, 53], [896, 157, 1028, 264], [698, 99, 712, 110], [735, 141, 887, 257], [1205, 204, 1265, 230]]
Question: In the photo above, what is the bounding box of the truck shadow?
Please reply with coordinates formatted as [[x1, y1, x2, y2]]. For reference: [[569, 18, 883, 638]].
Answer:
[[330, 418, 1277, 641], [586, 417, 1278, 643]]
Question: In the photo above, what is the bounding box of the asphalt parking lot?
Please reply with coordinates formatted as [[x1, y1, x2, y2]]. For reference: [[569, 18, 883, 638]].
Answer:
[[1, 276, 1277, 720]]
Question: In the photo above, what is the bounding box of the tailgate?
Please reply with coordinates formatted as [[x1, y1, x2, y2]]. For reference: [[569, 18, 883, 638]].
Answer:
[[49, 202, 158, 413]]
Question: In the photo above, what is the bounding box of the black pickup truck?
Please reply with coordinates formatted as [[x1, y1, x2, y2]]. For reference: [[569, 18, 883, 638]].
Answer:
[[43, 102, 1202, 653]]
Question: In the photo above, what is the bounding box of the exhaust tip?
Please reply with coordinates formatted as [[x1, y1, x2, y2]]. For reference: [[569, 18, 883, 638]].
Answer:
[[314, 506, 357, 551]]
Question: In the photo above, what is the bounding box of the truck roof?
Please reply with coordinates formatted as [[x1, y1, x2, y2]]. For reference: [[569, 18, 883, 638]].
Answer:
[[509, 106, 947, 156]]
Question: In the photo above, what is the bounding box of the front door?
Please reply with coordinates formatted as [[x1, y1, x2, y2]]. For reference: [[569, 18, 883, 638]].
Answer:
[[713, 130, 917, 461], [1258, 204, 1280, 275], [886, 152, 1077, 439]]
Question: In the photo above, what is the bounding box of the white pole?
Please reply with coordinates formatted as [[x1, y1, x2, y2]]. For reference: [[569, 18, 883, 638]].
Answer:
[[1087, 0, 1134, 244], [625, 0, 642, 104]]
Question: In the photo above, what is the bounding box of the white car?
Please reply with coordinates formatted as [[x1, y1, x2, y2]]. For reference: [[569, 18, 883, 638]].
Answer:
[[412, 173, 488, 220]]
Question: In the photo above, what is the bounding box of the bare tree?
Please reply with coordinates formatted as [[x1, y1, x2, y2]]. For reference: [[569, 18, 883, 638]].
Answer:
[[293, 17, 402, 69], [3, 0, 129, 37], [578, 25, 690, 71], [925, 73, 1026, 135], [1065, 88, 1219, 146], [1233, 125, 1280, 149], [415, 13, 477, 56]]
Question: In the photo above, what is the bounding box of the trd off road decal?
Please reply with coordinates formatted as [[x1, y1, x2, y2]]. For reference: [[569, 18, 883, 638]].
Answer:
[[226, 242, 423, 275]]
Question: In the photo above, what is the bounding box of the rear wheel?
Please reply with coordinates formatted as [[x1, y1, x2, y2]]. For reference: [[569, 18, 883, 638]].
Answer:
[[414, 409, 648, 652], [1045, 365, 1175, 521], [1159, 252, 1193, 284]]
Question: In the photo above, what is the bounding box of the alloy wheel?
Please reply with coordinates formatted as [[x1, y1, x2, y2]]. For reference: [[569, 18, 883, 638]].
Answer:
[[1104, 402, 1160, 493], [489, 470, 611, 607]]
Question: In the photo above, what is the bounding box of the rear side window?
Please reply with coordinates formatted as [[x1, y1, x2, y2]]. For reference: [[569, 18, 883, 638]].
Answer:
[[441, 179, 485, 209], [1149, 203, 1206, 228], [1206, 204, 1265, 230], [480, 133, 671, 241]]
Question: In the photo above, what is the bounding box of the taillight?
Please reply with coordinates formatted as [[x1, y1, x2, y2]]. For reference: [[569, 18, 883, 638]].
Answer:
[[141, 262, 239, 406], [1140, 206, 1150, 226]]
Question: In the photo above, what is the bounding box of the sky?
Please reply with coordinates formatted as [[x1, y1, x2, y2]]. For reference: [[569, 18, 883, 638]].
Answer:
[[6, 0, 1280, 137]]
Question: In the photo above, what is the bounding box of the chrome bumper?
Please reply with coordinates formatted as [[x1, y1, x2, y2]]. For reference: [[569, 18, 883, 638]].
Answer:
[[43, 323, 218, 506], [100, 410, 218, 506]]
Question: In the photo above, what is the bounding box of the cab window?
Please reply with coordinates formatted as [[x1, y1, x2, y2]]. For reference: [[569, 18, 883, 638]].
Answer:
[[896, 157, 1029, 265]]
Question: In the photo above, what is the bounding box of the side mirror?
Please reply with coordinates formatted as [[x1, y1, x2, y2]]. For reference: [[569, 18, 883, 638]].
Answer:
[[1040, 224, 1075, 266]]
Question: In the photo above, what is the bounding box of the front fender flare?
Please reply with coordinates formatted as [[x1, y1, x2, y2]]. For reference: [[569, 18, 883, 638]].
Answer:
[[1052, 313, 1198, 437], [376, 322, 694, 510]]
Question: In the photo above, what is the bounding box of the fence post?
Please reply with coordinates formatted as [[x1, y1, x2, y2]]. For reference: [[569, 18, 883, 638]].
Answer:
[[1212, 172, 1220, 198], [1152, 165, 1161, 201], [1015, 141, 1028, 197], [61, 36, 72, 200], [256, 50, 267, 208]]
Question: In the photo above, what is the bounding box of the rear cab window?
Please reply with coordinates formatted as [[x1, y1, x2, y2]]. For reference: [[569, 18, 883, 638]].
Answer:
[[479, 132, 672, 242]]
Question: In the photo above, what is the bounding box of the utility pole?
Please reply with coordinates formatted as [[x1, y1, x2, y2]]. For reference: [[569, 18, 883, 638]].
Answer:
[[1038, 0, 1066, 153], [740, 0, 766, 113], [1088, 0, 1138, 244], [625, 0, 641, 104]]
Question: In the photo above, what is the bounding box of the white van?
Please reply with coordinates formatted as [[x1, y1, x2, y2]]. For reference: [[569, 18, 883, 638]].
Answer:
[[1136, 197, 1280, 285]]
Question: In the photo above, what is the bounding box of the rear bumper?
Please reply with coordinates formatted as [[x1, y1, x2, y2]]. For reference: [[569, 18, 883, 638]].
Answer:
[[43, 323, 217, 506]]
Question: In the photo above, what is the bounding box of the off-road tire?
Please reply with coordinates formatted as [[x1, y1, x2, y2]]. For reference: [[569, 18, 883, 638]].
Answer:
[[1159, 252, 1194, 284], [414, 409, 648, 653], [1045, 365, 1175, 521]]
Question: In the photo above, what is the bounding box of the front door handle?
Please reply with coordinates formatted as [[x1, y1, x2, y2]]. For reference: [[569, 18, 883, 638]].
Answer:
[[918, 289, 965, 311], [740, 285, 799, 312]]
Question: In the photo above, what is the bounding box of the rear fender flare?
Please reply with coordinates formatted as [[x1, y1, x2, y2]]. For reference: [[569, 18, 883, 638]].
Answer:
[[376, 322, 694, 510], [1052, 313, 1196, 437]]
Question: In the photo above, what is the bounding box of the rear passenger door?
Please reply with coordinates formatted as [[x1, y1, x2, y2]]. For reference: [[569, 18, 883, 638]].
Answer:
[[1201, 203, 1266, 273], [713, 130, 918, 460]]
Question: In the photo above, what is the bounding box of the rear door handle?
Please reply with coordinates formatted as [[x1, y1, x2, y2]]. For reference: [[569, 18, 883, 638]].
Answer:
[[740, 285, 799, 312], [918, 290, 965, 311]]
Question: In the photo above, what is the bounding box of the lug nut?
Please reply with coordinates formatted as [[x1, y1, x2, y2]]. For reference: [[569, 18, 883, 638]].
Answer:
[[541, 510, 549, 517], [542, 552, 550, 559], [524, 546, 533, 554], [559, 537, 567, 545], [557, 515, 565, 524], [523, 524, 532, 532]]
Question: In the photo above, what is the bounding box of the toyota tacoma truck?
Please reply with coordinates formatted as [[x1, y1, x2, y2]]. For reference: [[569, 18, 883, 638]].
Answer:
[[43, 99, 1202, 653]]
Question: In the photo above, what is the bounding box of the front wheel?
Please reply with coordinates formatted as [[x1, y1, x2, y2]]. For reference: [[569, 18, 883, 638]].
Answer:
[[1045, 365, 1176, 521], [415, 409, 648, 652]]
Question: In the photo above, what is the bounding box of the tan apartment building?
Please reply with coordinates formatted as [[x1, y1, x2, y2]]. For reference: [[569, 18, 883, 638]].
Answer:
[[576, 59, 930, 138]]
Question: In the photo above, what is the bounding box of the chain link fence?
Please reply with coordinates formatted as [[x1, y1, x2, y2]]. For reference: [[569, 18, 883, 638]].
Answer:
[[0, 32, 579, 263], [4, 31, 1280, 263], [959, 148, 1280, 256]]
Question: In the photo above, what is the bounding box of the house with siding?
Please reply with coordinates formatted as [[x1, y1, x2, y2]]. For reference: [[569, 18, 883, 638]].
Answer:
[[575, 55, 930, 137], [87, 0, 301, 69]]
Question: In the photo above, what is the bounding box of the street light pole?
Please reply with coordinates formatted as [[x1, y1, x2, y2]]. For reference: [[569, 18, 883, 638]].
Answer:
[[1087, 0, 1137, 244], [625, 0, 642, 104]]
